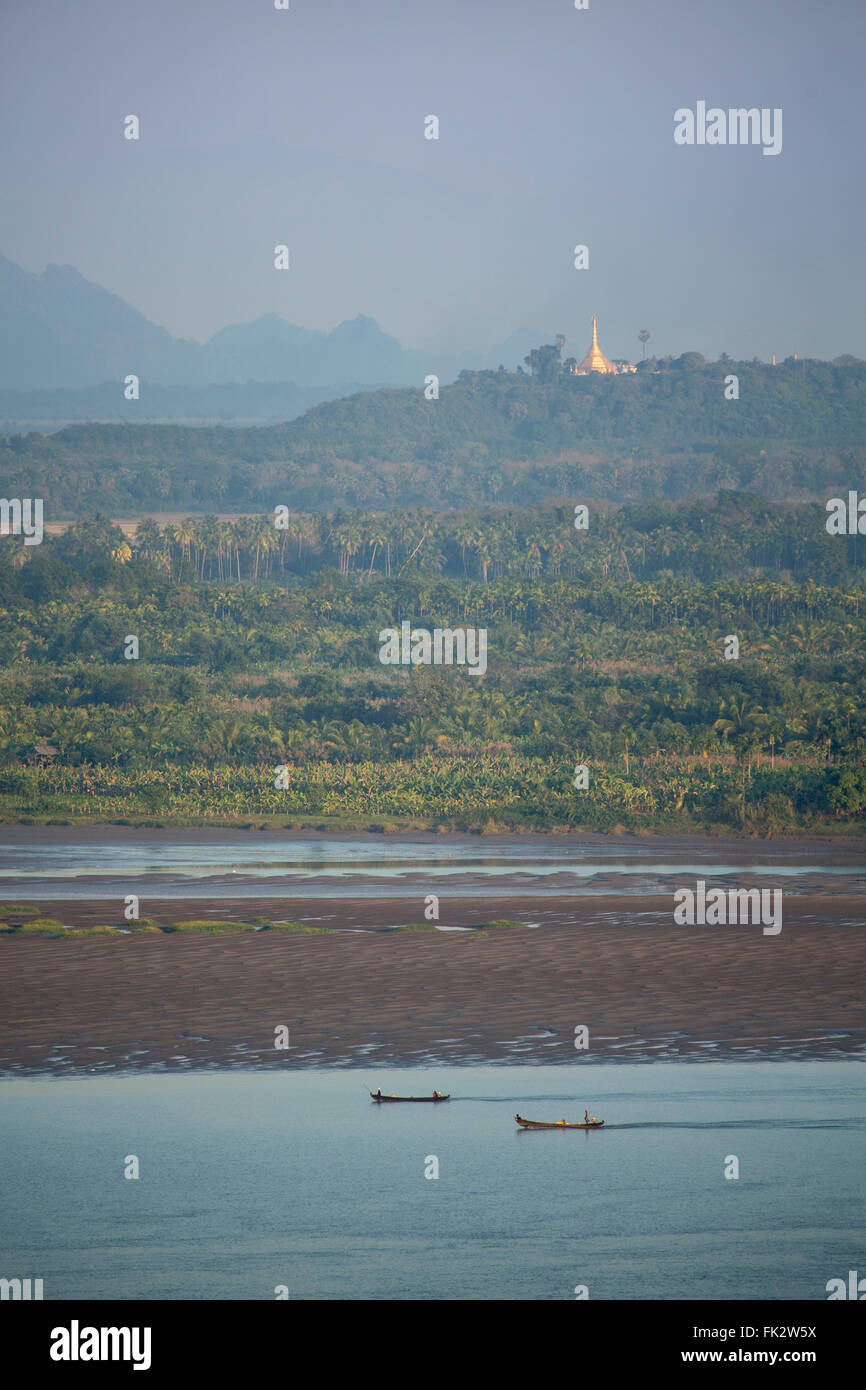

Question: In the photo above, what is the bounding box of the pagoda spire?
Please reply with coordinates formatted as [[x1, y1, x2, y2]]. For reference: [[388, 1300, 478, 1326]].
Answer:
[[579, 313, 616, 374]]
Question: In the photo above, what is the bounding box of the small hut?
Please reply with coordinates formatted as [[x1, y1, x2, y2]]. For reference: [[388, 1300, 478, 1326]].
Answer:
[[29, 744, 59, 766]]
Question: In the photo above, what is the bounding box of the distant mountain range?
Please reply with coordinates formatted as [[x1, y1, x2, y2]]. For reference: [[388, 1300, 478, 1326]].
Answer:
[[0, 254, 531, 424]]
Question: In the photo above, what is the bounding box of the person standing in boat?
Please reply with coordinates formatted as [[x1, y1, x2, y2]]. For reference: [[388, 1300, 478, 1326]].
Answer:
[[584, 1109, 589, 1124]]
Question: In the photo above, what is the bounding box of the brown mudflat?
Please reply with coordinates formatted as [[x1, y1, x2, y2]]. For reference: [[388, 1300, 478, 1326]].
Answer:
[[1, 894, 864, 1074]]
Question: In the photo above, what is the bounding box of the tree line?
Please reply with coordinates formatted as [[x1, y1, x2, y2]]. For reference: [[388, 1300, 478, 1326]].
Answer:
[[0, 498, 865, 831], [7, 492, 865, 591], [1, 356, 864, 515]]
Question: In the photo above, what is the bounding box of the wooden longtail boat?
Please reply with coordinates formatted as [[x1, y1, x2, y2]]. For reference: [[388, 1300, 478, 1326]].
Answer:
[[371, 1092, 450, 1103], [515, 1114, 604, 1129]]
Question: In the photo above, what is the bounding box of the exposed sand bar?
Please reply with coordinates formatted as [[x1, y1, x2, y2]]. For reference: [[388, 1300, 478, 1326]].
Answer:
[[1, 894, 864, 1074]]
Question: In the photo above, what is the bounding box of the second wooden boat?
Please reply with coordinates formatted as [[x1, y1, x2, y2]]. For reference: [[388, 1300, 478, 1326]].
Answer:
[[515, 1114, 604, 1129], [371, 1092, 450, 1103]]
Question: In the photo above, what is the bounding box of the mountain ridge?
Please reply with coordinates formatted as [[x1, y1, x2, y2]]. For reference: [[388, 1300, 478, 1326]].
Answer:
[[0, 254, 522, 394]]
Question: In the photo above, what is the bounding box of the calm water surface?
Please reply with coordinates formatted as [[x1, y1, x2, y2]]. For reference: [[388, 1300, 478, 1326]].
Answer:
[[2, 1063, 863, 1300]]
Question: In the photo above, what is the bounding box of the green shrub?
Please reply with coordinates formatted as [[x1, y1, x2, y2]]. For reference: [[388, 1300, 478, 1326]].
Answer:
[[261, 922, 334, 934], [64, 926, 122, 937], [12, 918, 67, 936], [167, 920, 260, 933]]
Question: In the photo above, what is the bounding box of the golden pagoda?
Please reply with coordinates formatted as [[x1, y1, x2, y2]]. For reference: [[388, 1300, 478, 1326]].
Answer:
[[578, 313, 617, 374]]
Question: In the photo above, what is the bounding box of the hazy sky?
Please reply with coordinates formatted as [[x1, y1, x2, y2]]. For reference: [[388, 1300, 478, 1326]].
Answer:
[[1, 0, 863, 362]]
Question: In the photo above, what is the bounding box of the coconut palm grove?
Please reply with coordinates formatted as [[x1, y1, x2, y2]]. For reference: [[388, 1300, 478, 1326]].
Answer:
[[1, 485, 864, 834]]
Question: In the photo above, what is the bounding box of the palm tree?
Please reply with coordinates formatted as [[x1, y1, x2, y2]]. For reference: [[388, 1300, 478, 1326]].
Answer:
[[196, 516, 220, 580], [134, 518, 163, 563], [230, 520, 248, 581], [177, 519, 197, 571], [49, 708, 93, 758], [713, 697, 767, 758], [211, 716, 248, 757], [363, 520, 390, 579]]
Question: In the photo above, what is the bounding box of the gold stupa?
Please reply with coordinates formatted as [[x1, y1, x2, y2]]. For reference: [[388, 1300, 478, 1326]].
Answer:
[[579, 314, 617, 373]]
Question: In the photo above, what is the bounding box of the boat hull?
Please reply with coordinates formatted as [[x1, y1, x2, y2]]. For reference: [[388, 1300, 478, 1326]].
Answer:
[[515, 1115, 604, 1129], [371, 1093, 450, 1103]]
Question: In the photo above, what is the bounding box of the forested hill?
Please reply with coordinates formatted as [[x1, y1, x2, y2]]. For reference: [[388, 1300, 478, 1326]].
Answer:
[[2, 355, 864, 517]]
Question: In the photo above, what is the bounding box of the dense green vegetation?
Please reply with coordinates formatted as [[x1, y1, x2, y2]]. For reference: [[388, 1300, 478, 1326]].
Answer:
[[1, 493, 865, 834], [2, 355, 864, 515]]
